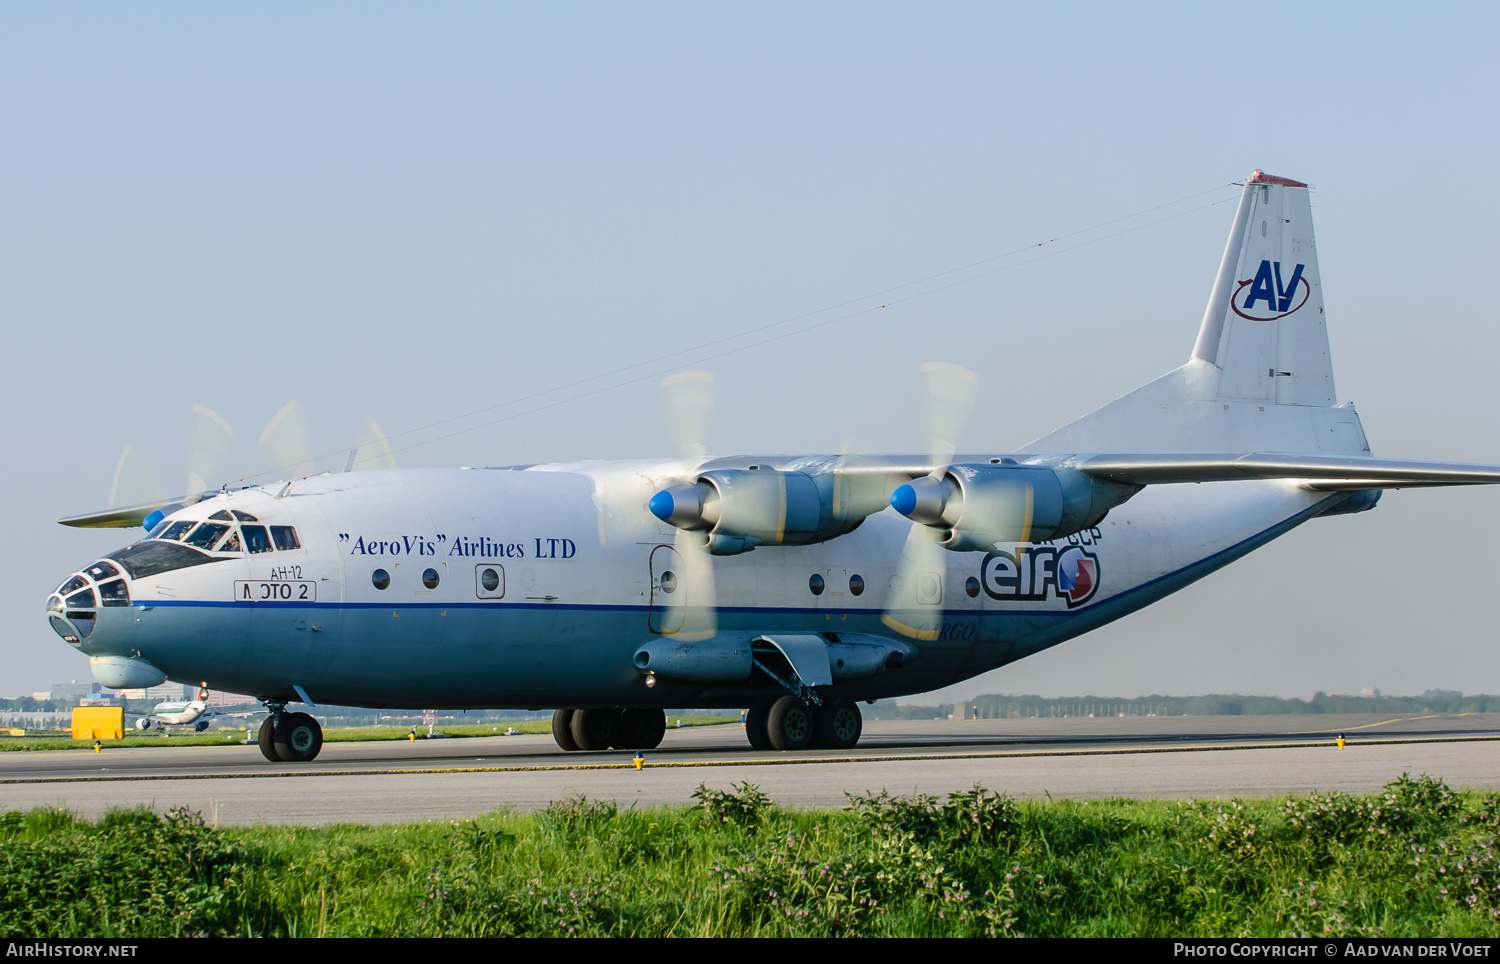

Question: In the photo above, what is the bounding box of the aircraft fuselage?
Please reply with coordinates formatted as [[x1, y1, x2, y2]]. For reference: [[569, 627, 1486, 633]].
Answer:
[[48, 460, 1346, 710]]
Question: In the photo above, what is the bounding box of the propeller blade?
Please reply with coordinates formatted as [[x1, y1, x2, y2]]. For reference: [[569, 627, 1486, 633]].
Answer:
[[653, 371, 719, 635], [259, 400, 313, 479], [186, 404, 233, 493], [661, 371, 715, 459], [666, 527, 718, 640], [108, 447, 166, 510], [920, 361, 976, 469], [881, 520, 948, 641], [345, 417, 397, 472], [880, 362, 979, 638]]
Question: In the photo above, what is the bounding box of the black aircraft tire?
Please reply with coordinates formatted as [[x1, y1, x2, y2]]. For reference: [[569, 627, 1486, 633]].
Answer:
[[552, 709, 580, 751], [813, 698, 862, 750], [744, 696, 775, 751], [274, 712, 323, 762], [616, 709, 666, 750], [766, 696, 813, 752], [257, 717, 281, 762], [569, 708, 619, 751]]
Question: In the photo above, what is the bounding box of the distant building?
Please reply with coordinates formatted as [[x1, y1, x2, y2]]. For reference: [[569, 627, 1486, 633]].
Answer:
[[111, 683, 184, 702], [49, 681, 100, 703], [203, 689, 257, 708]]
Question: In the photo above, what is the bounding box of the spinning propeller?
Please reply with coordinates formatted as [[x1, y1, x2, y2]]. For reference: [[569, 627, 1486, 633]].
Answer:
[[63, 402, 395, 529], [654, 372, 719, 639], [882, 362, 981, 640]]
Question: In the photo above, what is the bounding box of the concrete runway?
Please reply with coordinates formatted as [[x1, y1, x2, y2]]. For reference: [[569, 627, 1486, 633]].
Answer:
[[3, 713, 1497, 825]]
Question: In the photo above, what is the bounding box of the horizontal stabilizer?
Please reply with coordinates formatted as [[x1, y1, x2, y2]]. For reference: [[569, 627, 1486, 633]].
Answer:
[[1077, 453, 1500, 489]]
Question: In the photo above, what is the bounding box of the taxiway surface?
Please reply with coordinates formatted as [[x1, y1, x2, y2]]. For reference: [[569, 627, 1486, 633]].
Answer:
[[3, 713, 1496, 825]]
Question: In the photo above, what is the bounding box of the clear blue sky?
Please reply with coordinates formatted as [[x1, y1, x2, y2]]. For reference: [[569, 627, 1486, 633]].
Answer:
[[4, 3, 1497, 699]]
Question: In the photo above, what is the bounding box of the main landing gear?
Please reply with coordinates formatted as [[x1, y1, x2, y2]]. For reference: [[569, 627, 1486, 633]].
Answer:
[[744, 695, 862, 752], [257, 703, 324, 762], [550, 708, 667, 751]]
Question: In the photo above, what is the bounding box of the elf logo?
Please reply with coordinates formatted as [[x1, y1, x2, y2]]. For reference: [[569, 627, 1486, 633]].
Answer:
[[980, 544, 1100, 608], [1233, 260, 1310, 321]]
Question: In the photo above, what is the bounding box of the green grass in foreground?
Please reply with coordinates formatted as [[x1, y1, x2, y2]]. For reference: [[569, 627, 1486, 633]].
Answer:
[[3, 775, 1500, 937], [0, 716, 740, 751]]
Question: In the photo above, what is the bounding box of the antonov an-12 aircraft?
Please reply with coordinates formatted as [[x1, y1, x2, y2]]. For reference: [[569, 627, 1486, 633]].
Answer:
[[46, 172, 1500, 763]]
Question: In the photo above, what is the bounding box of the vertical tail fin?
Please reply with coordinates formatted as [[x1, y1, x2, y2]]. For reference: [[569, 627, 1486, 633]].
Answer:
[[1191, 171, 1334, 407], [1028, 171, 1370, 455]]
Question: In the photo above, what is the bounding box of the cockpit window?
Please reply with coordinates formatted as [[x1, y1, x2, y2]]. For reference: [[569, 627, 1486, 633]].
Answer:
[[232, 510, 258, 522], [65, 588, 97, 610], [209, 510, 233, 521], [106, 541, 222, 579], [271, 526, 301, 551], [85, 561, 119, 581], [159, 520, 195, 541], [97, 580, 130, 607], [217, 529, 242, 553], [147, 520, 172, 539], [243, 525, 274, 554], [183, 522, 230, 549], [58, 574, 89, 596]]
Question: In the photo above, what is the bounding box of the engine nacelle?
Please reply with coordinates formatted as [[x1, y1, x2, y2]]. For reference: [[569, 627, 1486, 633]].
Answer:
[[135, 717, 152, 731], [891, 464, 1139, 551], [649, 467, 873, 553]]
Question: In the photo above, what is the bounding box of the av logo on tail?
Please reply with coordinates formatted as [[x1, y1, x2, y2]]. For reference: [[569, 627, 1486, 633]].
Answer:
[[1233, 259, 1309, 321]]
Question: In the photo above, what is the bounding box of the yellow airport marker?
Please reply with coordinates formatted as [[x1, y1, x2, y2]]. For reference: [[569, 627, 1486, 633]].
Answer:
[[633, 751, 645, 770], [409, 728, 417, 742], [1336, 732, 1346, 750], [92, 740, 101, 754]]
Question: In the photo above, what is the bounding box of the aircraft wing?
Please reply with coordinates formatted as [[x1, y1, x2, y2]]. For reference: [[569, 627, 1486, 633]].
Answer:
[[1075, 453, 1500, 490], [57, 500, 179, 529]]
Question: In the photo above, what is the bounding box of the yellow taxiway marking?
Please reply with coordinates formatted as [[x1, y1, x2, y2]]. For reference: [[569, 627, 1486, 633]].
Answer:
[[1288, 712, 1476, 735], [5, 733, 1497, 785]]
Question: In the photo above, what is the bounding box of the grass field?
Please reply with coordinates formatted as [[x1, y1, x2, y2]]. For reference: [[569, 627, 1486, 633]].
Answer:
[[2, 775, 1498, 937], [0, 716, 738, 751]]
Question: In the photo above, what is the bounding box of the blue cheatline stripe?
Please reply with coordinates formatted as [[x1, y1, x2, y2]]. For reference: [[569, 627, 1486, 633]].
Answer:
[[137, 496, 1343, 622]]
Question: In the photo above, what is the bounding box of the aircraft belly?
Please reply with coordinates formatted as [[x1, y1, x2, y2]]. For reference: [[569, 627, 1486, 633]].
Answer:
[[961, 481, 1343, 676]]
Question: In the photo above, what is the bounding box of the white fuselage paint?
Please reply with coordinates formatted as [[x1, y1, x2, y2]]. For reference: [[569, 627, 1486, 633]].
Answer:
[[58, 460, 1340, 710]]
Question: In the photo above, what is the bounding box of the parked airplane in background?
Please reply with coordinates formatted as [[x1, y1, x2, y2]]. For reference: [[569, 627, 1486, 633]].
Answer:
[[46, 171, 1500, 763], [130, 686, 260, 733]]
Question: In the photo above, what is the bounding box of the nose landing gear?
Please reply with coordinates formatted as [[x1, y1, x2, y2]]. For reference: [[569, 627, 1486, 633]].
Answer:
[[257, 702, 325, 762]]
